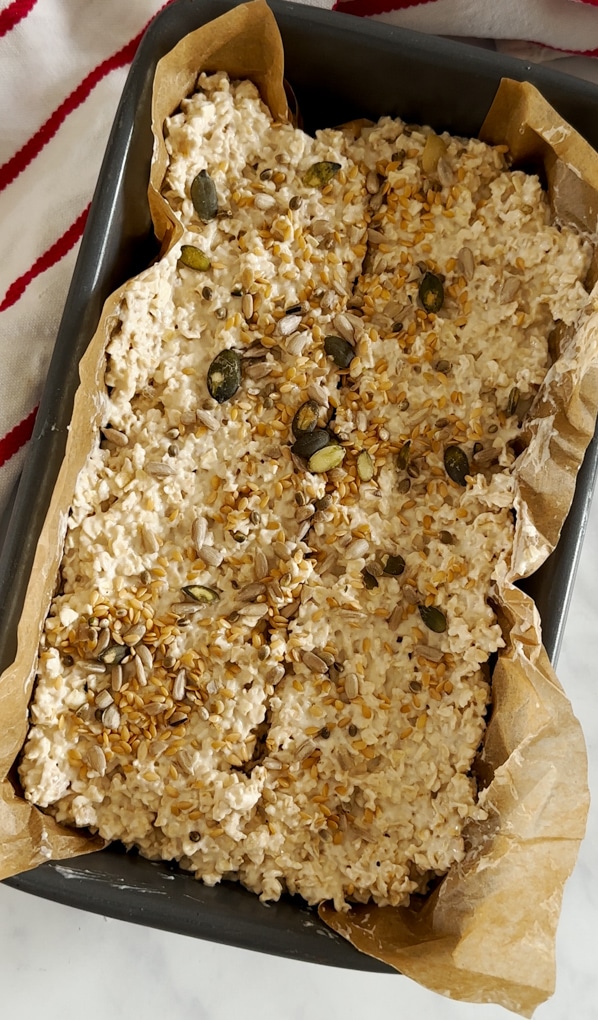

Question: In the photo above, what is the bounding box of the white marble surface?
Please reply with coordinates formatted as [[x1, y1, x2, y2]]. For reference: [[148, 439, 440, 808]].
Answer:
[[0, 495, 596, 1019]]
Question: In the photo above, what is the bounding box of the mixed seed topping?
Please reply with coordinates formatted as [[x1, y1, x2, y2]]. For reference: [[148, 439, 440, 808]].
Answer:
[[21, 71, 593, 915]]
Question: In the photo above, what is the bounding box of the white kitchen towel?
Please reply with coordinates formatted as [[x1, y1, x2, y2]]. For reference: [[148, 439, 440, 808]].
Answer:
[[2, 0, 598, 519]]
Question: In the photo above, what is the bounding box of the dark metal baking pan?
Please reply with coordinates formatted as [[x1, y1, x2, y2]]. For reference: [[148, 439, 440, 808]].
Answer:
[[2, 0, 598, 969]]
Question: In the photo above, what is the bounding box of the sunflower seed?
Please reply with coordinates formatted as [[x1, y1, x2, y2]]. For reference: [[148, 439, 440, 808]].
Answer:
[[245, 362, 273, 381], [85, 745, 107, 776], [278, 313, 302, 337], [287, 332, 311, 357], [266, 664, 286, 685], [289, 195, 303, 210], [144, 702, 165, 717], [242, 293, 254, 319], [366, 170, 381, 194], [414, 644, 444, 662], [347, 538, 369, 559], [102, 427, 128, 447], [301, 649, 329, 673], [295, 504, 315, 523], [255, 548, 269, 579], [280, 599, 301, 619], [169, 711, 188, 727], [298, 740, 317, 760], [102, 705, 121, 729], [191, 516, 207, 553], [135, 644, 153, 674], [268, 580, 284, 601], [173, 669, 186, 701], [170, 602, 203, 616], [439, 530, 454, 545], [436, 157, 454, 187], [501, 276, 520, 304], [344, 673, 359, 700], [110, 664, 123, 692], [309, 220, 329, 239], [239, 603, 269, 619], [177, 748, 196, 775], [200, 545, 224, 567], [196, 409, 219, 431], [146, 461, 176, 478], [456, 246, 475, 281], [474, 445, 500, 466], [140, 525, 159, 554], [357, 450, 374, 481], [94, 628, 111, 656], [95, 690, 114, 710], [122, 623, 146, 647], [134, 656, 147, 686], [403, 586, 421, 605], [367, 228, 386, 245], [306, 382, 328, 406], [388, 604, 403, 629], [254, 193, 276, 210], [239, 582, 267, 602], [333, 313, 355, 343]]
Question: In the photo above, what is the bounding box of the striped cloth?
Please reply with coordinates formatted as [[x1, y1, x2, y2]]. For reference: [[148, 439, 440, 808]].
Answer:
[[2, 0, 598, 521]]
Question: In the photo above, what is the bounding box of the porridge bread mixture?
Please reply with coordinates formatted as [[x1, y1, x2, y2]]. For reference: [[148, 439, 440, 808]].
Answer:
[[20, 73, 592, 910]]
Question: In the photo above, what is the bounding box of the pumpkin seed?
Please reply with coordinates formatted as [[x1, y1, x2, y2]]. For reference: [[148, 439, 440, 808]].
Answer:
[[362, 569, 379, 590], [292, 400, 320, 438], [303, 161, 341, 188], [324, 334, 354, 368], [418, 604, 447, 633], [190, 169, 218, 221], [98, 644, 128, 666], [419, 272, 444, 314], [357, 450, 374, 481], [444, 445, 470, 485], [207, 349, 242, 403], [506, 386, 520, 416], [181, 584, 220, 604], [383, 554, 405, 576], [396, 440, 411, 470], [180, 245, 211, 271], [439, 530, 454, 545], [308, 444, 345, 473], [291, 429, 333, 460]]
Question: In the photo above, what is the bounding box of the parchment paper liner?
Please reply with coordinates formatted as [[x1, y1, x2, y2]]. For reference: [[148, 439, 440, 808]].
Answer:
[[0, 3, 595, 1014]]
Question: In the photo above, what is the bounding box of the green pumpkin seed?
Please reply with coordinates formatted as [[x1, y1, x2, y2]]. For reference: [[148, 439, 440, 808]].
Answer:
[[324, 334, 354, 369], [190, 169, 218, 221], [207, 349, 242, 403], [291, 429, 333, 460], [181, 585, 220, 604], [308, 444, 346, 473], [357, 450, 374, 482], [303, 161, 341, 188], [418, 604, 447, 633], [98, 644, 128, 666], [362, 569, 379, 591], [418, 272, 444, 314], [383, 554, 405, 576], [444, 444, 470, 486], [180, 245, 211, 271], [396, 440, 411, 470], [292, 400, 320, 438], [506, 386, 520, 417]]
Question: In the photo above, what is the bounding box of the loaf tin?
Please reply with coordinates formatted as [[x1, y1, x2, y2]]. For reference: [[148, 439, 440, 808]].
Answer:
[[1, 0, 598, 970]]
